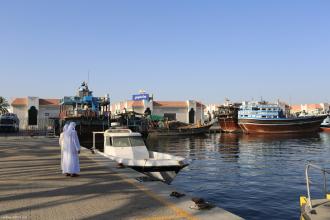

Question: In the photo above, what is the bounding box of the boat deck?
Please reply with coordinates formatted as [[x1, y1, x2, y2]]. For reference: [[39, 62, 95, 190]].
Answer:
[[302, 199, 330, 220], [0, 137, 243, 220]]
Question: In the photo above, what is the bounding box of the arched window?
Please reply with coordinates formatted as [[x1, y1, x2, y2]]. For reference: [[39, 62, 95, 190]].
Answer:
[[28, 106, 38, 125], [144, 107, 151, 116], [189, 108, 195, 124]]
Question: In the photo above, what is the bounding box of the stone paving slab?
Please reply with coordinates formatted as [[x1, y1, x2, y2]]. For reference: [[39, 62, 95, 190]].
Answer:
[[0, 137, 243, 220]]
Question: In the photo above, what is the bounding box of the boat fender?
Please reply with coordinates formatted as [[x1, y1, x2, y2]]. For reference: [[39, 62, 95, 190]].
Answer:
[[300, 196, 308, 207]]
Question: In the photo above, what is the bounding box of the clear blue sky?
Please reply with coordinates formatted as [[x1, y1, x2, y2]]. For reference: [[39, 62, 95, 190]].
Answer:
[[0, 0, 329, 104]]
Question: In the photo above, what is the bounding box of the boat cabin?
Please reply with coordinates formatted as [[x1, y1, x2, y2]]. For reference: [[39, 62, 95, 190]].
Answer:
[[238, 103, 285, 119], [102, 129, 149, 160]]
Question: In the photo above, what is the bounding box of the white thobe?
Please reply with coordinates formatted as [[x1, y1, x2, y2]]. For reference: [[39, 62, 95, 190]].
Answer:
[[62, 130, 81, 174], [59, 132, 65, 171]]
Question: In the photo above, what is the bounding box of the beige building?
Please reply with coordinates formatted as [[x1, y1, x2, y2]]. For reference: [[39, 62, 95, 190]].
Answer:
[[11, 97, 60, 130], [290, 103, 330, 115], [204, 104, 220, 119], [111, 100, 205, 124]]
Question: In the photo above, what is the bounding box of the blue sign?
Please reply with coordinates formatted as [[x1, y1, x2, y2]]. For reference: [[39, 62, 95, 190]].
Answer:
[[133, 94, 149, 101]]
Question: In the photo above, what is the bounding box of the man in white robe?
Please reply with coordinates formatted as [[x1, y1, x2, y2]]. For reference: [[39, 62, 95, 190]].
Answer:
[[62, 122, 81, 177], [59, 123, 69, 175]]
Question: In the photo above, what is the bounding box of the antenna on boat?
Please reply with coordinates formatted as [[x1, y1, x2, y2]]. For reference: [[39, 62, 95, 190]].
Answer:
[[88, 70, 90, 86]]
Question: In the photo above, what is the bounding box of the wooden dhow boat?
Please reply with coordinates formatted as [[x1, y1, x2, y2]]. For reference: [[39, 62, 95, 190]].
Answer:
[[238, 101, 326, 134], [147, 121, 213, 137], [215, 103, 242, 133], [59, 82, 111, 147]]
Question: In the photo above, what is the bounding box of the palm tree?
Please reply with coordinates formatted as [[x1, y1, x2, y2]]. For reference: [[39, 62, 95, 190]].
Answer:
[[0, 96, 9, 115]]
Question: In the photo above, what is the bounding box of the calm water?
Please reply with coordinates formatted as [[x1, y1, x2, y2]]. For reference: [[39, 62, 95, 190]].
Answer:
[[146, 132, 330, 220]]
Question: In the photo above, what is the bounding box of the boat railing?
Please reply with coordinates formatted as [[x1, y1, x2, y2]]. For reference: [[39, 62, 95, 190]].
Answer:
[[60, 110, 109, 119], [304, 163, 330, 210]]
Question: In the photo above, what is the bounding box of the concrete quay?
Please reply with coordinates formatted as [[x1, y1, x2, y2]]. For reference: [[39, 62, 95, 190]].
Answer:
[[0, 137, 243, 220]]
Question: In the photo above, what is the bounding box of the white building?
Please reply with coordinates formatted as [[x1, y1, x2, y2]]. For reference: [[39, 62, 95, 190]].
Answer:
[[111, 100, 206, 124], [204, 104, 219, 120], [11, 97, 60, 130], [290, 103, 330, 115]]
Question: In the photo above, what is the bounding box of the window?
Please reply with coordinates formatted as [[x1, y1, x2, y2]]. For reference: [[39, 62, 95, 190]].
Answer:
[[130, 137, 145, 146], [164, 113, 176, 121], [28, 106, 38, 125], [105, 137, 112, 146], [111, 136, 145, 147], [112, 137, 131, 147]]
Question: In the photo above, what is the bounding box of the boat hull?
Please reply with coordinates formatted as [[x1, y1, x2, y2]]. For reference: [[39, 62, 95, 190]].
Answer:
[[100, 148, 189, 184], [238, 116, 327, 134], [218, 118, 241, 133], [320, 126, 330, 132], [130, 165, 187, 184], [148, 124, 212, 137], [60, 117, 109, 149]]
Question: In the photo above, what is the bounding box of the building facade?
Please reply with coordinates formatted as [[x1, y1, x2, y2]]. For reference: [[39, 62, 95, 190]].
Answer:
[[111, 100, 205, 124], [204, 104, 220, 121], [11, 97, 60, 130], [290, 103, 330, 115]]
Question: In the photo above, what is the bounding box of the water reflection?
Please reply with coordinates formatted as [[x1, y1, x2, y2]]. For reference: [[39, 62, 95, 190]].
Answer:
[[239, 132, 321, 143], [218, 133, 240, 162], [146, 132, 330, 220]]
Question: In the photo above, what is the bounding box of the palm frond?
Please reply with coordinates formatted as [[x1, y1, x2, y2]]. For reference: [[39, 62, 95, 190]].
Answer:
[[0, 96, 9, 114]]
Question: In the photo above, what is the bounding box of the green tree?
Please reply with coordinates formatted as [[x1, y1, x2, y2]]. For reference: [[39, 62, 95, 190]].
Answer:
[[0, 96, 9, 114]]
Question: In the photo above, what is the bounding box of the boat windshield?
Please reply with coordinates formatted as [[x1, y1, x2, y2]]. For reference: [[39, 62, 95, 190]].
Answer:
[[130, 136, 145, 146], [112, 136, 145, 147]]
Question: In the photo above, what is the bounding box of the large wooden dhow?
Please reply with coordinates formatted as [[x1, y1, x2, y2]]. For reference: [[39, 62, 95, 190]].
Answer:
[[215, 104, 242, 133], [59, 82, 111, 147], [238, 102, 326, 134]]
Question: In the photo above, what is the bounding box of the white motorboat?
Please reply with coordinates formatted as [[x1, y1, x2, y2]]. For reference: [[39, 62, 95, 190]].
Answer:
[[320, 115, 330, 132], [92, 128, 189, 184]]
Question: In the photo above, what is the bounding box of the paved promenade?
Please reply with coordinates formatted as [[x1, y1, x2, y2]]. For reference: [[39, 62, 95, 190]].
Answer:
[[0, 137, 242, 220]]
